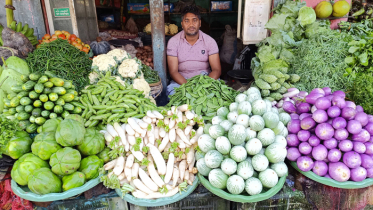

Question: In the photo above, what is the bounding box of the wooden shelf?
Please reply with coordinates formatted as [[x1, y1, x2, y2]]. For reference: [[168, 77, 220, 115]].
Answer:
[[96, 5, 120, 10]]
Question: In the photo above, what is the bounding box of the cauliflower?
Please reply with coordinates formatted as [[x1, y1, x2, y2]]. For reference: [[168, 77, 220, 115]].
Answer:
[[89, 72, 99, 84], [144, 23, 151, 33], [169, 24, 178, 35], [165, 25, 169, 34], [92, 54, 117, 72], [107, 49, 128, 62], [118, 59, 139, 78], [114, 76, 126, 87], [133, 78, 151, 97]]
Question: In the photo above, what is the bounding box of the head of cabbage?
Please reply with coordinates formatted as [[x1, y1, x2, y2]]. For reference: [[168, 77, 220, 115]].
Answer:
[[297, 6, 316, 27]]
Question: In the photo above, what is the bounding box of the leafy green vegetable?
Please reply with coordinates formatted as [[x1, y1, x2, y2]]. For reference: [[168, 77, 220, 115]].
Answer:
[[297, 6, 316, 27], [0, 115, 22, 158]]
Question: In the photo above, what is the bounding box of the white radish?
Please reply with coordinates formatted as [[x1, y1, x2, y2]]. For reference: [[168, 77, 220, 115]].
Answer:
[[196, 126, 204, 136], [126, 124, 135, 136], [185, 110, 194, 120], [133, 179, 155, 194], [167, 110, 172, 116], [136, 119, 149, 129], [182, 115, 187, 122], [179, 160, 187, 181], [154, 127, 159, 139], [147, 162, 165, 188], [147, 144, 166, 175], [171, 106, 178, 115], [184, 170, 189, 182], [189, 120, 196, 126], [186, 147, 195, 164], [120, 124, 126, 133], [138, 168, 159, 192], [113, 122, 129, 151], [164, 117, 170, 125], [104, 132, 114, 142], [164, 153, 175, 184], [128, 118, 145, 134], [125, 167, 132, 182], [99, 130, 107, 135], [172, 166, 179, 188], [127, 135, 136, 145], [188, 157, 195, 172], [176, 136, 186, 149], [144, 136, 149, 145], [147, 110, 157, 118], [143, 116, 152, 124], [118, 171, 126, 180], [104, 159, 117, 170], [158, 133, 169, 152], [126, 154, 135, 168], [131, 163, 140, 179], [178, 104, 190, 112], [152, 118, 157, 123], [132, 190, 148, 198], [108, 171, 114, 178], [148, 132, 155, 145], [159, 127, 166, 138], [113, 156, 125, 176], [189, 173, 195, 183], [176, 129, 191, 146], [135, 132, 140, 138], [143, 187, 179, 199], [169, 119, 176, 129], [120, 178, 129, 186], [169, 128, 176, 142], [107, 124, 118, 137], [131, 148, 144, 161], [152, 110, 164, 119], [176, 111, 182, 123], [184, 125, 192, 136]]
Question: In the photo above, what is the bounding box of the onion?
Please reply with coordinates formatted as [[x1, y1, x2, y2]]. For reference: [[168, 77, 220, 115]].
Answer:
[[347, 120, 362, 134], [308, 135, 320, 147], [283, 101, 296, 113], [356, 105, 364, 113], [350, 167, 367, 182], [326, 95, 334, 101], [310, 88, 325, 96], [341, 107, 356, 120], [311, 105, 317, 113], [365, 122, 373, 135], [313, 161, 328, 176], [353, 141, 367, 153], [290, 113, 299, 120], [299, 142, 312, 155], [315, 97, 331, 110], [334, 128, 349, 140], [297, 156, 314, 172], [324, 138, 338, 149], [276, 100, 284, 108], [343, 151, 362, 169], [312, 145, 328, 161], [361, 154, 373, 169], [327, 106, 341, 118], [305, 93, 324, 105], [286, 134, 300, 147], [301, 117, 316, 130], [331, 96, 346, 109], [346, 101, 357, 109], [312, 110, 328, 123], [287, 147, 301, 161], [332, 117, 347, 129], [328, 149, 342, 162], [328, 162, 350, 182], [322, 87, 332, 96], [298, 91, 308, 97], [299, 113, 312, 121], [315, 123, 335, 140], [297, 103, 311, 114], [368, 115, 373, 123], [365, 142, 373, 155], [333, 90, 346, 99], [367, 168, 373, 178], [351, 129, 371, 142], [287, 119, 301, 134], [339, 140, 353, 152], [355, 112, 369, 127], [298, 130, 311, 142]]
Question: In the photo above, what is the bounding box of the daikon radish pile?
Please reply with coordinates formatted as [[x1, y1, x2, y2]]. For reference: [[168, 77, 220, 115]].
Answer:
[[99, 105, 203, 199]]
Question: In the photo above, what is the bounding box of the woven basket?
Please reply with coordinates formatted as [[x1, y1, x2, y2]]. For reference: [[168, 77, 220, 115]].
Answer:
[[149, 78, 162, 99]]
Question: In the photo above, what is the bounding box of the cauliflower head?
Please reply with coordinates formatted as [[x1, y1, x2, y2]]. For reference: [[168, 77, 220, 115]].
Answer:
[[169, 24, 178, 35], [118, 59, 139, 78], [133, 78, 151, 97], [107, 49, 128, 62], [115, 76, 126, 87], [144, 23, 152, 33], [92, 54, 117, 72], [89, 72, 100, 84], [165, 25, 169, 34]]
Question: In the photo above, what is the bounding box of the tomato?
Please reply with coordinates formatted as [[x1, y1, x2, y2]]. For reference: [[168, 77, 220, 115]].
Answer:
[[55, 30, 62, 36], [43, 34, 51, 40], [70, 34, 77, 41], [65, 34, 71, 40], [51, 34, 58, 39], [71, 41, 78, 46], [82, 47, 89, 53], [58, 34, 66, 40], [62, 30, 70, 36], [38, 40, 42, 44], [84, 44, 90, 50], [76, 38, 82, 44], [75, 44, 83, 50]]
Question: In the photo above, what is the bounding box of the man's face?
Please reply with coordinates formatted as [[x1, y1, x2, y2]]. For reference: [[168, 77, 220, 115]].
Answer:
[[181, 13, 201, 36]]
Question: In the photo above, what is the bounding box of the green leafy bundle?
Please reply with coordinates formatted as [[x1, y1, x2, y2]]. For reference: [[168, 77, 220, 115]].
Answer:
[[0, 115, 21, 157]]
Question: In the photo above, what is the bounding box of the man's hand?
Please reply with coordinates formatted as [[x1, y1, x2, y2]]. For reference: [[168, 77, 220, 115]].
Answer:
[[208, 54, 221, 80], [168, 56, 187, 85]]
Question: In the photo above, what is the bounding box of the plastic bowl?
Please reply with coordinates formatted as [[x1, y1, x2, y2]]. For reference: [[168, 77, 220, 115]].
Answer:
[[290, 161, 373, 189], [115, 177, 199, 207], [197, 173, 286, 203]]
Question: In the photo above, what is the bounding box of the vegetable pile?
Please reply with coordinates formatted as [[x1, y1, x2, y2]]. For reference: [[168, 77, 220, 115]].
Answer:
[[283, 87, 373, 182], [11, 116, 108, 194], [100, 105, 203, 199], [26, 39, 92, 91], [38, 30, 91, 54], [135, 46, 154, 69], [168, 75, 239, 121], [2, 71, 81, 134], [197, 87, 289, 196]]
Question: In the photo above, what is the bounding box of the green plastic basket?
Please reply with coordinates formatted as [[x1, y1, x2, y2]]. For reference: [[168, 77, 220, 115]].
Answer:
[[11, 176, 101, 202], [197, 173, 286, 203], [115, 177, 199, 207], [290, 161, 373, 189]]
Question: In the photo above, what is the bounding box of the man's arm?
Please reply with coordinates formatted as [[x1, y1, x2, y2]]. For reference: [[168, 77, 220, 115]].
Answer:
[[167, 56, 187, 85], [208, 54, 221, 80]]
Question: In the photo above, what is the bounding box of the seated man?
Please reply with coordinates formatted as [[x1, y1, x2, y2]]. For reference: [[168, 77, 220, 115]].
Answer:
[[166, 5, 222, 96]]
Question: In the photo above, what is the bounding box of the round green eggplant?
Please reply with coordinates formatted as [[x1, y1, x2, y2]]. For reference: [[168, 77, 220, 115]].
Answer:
[[49, 147, 81, 176], [28, 168, 62, 195], [77, 128, 105, 156], [62, 171, 86, 191], [11, 153, 49, 186], [31, 132, 62, 160], [79, 155, 104, 180]]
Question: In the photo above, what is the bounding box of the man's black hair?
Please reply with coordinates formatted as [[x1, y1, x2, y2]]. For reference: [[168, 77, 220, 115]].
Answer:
[[181, 5, 201, 20]]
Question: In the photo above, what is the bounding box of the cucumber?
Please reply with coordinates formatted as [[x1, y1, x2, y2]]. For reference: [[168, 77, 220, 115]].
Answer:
[[63, 103, 74, 111], [38, 76, 48, 84], [18, 120, 31, 130], [21, 74, 29, 82], [16, 105, 25, 113], [29, 91, 39, 100], [4, 99, 11, 108], [49, 93, 58, 101], [41, 110, 50, 118], [43, 87, 52, 94], [49, 78, 64, 87], [60, 93, 74, 102], [56, 98, 65, 106], [62, 110, 70, 119], [7, 93, 17, 100], [29, 73, 41, 81], [44, 101, 54, 110], [33, 100, 42, 108], [44, 82, 53, 88], [34, 83, 44, 93], [17, 91, 29, 99], [24, 105, 33, 113], [44, 71, 57, 78], [26, 123, 37, 133], [52, 87, 66, 95], [49, 113, 58, 119], [10, 97, 20, 107], [54, 105, 63, 114], [39, 94, 48, 102], [17, 112, 30, 121], [73, 96, 79, 101], [63, 80, 73, 89], [29, 116, 36, 123], [11, 85, 23, 93], [20, 97, 32, 106], [37, 125, 43, 133], [22, 81, 36, 91], [72, 107, 82, 114], [8, 108, 16, 115], [66, 89, 75, 95], [35, 117, 46, 125], [32, 108, 42, 117]]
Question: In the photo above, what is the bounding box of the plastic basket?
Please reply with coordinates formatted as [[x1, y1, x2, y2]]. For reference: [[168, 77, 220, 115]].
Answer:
[[11, 176, 101, 202], [115, 177, 199, 207], [197, 173, 286, 203], [290, 161, 373, 189]]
